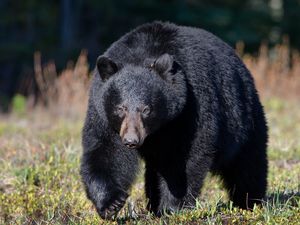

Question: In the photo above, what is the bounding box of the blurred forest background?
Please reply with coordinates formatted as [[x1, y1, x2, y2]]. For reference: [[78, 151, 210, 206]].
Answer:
[[0, 0, 300, 112]]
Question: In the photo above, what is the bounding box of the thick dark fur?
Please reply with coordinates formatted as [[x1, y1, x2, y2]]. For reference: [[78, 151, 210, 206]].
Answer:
[[81, 21, 268, 219]]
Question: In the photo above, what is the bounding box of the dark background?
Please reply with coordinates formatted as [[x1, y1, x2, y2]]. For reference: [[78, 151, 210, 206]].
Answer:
[[0, 0, 299, 110]]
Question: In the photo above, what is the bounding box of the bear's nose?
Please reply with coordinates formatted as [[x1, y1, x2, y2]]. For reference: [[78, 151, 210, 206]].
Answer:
[[123, 138, 139, 149]]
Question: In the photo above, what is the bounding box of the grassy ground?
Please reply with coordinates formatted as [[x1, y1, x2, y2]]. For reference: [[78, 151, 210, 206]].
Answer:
[[0, 97, 299, 225]]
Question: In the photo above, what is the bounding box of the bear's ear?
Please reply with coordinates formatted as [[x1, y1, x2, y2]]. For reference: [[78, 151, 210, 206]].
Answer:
[[96, 56, 118, 81], [153, 53, 180, 79]]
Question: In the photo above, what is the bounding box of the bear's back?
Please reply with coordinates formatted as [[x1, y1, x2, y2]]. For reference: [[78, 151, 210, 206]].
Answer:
[[103, 22, 247, 86], [105, 22, 232, 59]]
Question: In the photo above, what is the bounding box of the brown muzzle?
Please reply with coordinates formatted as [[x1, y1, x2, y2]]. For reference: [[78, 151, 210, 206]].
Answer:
[[119, 113, 146, 149]]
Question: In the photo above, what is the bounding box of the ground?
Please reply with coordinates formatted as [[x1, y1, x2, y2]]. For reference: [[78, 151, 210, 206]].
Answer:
[[0, 97, 299, 225]]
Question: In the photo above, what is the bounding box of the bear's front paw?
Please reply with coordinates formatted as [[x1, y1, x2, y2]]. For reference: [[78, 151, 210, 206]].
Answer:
[[97, 192, 128, 219]]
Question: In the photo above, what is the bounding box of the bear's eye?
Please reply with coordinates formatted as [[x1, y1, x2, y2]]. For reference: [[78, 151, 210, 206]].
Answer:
[[116, 105, 126, 117], [142, 106, 151, 116]]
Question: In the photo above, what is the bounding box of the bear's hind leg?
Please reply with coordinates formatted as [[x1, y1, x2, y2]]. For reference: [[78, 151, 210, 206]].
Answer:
[[220, 137, 268, 209]]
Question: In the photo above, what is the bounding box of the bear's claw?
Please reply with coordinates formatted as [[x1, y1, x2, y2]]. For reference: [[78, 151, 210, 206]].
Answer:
[[98, 194, 128, 219]]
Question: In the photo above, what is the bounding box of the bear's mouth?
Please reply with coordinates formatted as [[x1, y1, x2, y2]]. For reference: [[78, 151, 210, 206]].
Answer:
[[122, 138, 143, 149]]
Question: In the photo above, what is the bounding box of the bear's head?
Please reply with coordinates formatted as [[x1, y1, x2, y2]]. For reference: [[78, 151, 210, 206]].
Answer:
[[97, 53, 187, 149]]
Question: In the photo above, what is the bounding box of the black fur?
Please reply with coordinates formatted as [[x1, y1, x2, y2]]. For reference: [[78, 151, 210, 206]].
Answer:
[[80, 21, 268, 219]]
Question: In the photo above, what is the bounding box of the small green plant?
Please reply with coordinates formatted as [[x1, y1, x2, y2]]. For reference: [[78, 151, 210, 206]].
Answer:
[[11, 94, 26, 116]]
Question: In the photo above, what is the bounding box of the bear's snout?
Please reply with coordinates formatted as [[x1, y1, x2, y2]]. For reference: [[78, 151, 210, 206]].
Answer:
[[119, 113, 146, 149]]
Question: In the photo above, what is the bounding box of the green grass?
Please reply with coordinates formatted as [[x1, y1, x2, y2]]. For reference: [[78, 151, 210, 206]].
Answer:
[[0, 98, 300, 224]]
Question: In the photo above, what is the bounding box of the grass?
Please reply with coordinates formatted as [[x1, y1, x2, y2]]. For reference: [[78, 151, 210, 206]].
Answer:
[[0, 97, 299, 225]]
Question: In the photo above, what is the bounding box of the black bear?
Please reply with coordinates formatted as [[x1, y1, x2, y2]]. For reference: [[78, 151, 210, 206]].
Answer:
[[80, 21, 268, 219]]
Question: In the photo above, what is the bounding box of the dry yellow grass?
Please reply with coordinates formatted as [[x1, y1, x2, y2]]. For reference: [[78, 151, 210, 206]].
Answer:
[[33, 50, 90, 118], [237, 38, 300, 101]]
